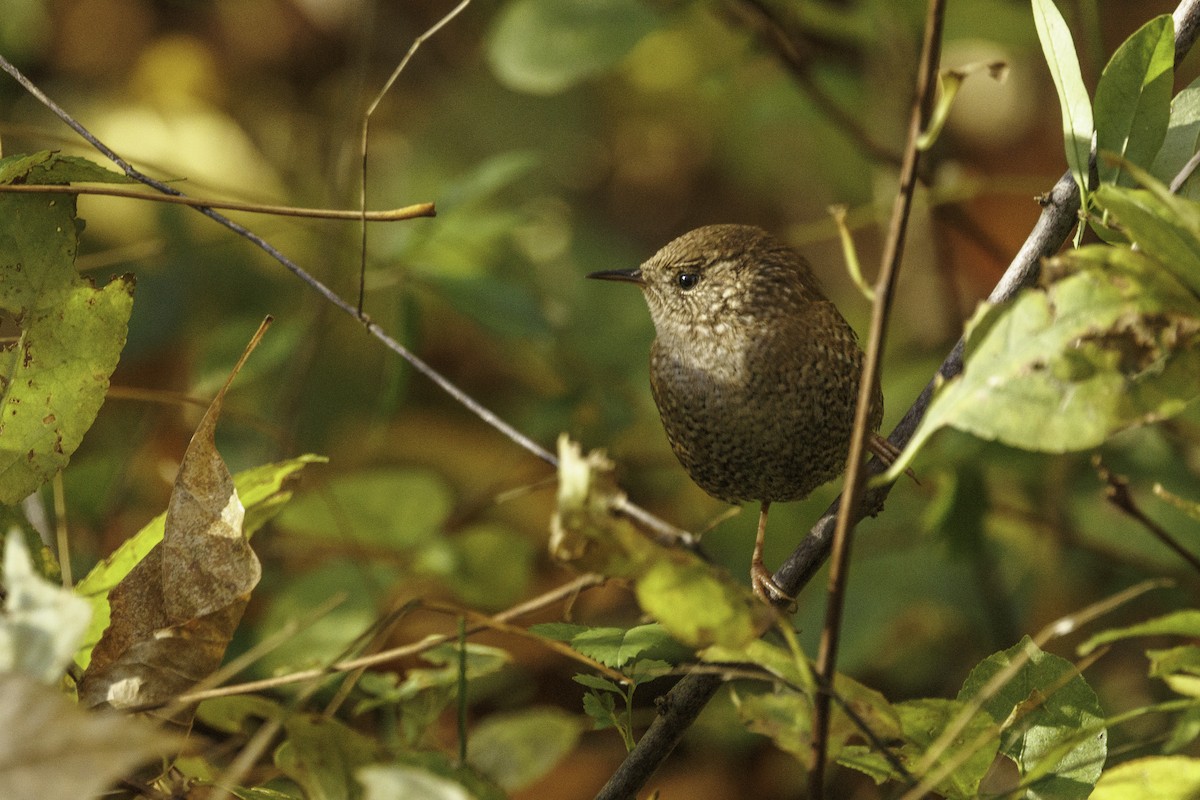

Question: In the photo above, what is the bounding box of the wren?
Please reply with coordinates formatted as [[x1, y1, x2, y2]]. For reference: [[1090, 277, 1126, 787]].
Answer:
[[589, 224, 884, 604]]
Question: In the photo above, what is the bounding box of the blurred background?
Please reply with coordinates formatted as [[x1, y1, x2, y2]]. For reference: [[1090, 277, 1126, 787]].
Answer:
[[3, 0, 1198, 797]]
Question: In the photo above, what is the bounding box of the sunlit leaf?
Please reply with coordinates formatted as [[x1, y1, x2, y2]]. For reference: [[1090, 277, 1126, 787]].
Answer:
[[0, 150, 134, 185], [1093, 162, 1200, 296], [0, 189, 133, 504], [1094, 16, 1173, 187], [1091, 756, 1200, 800], [881, 246, 1200, 480], [839, 699, 997, 798], [1151, 75, 1200, 198], [1032, 0, 1094, 200], [733, 671, 898, 772], [1091, 183, 1200, 297], [551, 436, 772, 649], [1147, 646, 1200, 697], [1078, 609, 1200, 655], [533, 622, 678, 668]]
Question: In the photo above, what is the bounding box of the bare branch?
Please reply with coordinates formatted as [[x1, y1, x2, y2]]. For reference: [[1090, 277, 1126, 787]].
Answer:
[[810, 0, 946, 794], [0, 50, 556, 469], [0, 183, 435, 221], [594, 2, 1200, 798]]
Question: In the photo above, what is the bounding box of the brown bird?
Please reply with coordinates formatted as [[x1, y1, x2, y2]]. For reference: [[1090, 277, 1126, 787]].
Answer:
[[589, 224, 885, 604]]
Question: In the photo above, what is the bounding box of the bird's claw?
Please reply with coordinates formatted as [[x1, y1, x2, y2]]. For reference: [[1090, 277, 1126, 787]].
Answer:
[[751, 562, 796, 609]]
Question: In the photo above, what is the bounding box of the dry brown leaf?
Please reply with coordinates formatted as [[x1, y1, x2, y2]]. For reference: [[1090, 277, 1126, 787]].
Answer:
[[79, 319, 271, 710]]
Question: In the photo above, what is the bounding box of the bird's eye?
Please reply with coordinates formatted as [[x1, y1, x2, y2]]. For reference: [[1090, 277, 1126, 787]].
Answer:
[[677, 272, 700, 290]]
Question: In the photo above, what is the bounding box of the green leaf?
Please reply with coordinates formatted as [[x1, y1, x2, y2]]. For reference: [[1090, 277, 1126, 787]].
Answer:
[[733, 673, 900, 769], [0, 150, 134, 185], [1152, 75, 1200, 198], [466, 707, 587, 791], [535, 622, 677, 669], [702, 638, 813, 693], [635, 560, 762, 649], [880, 246, 1200, 480], [353, 642, 510, 733], [72, 456, 325, 670], [1094, 16, 1174, 187], [959, 637, 1106, 800], [1078, 609, 1200, 655], [898, 699, 997, 798], [581, 689, 619, 730], [195, 695, 282, 734], [1032, 0, 1094, 200], [1165, 706, 1200, 752], [0, 192, 134, 504], [1147, 646, 1200, 697], [275, 714, 381, 800], [1091, 183, 1200, 297], [572, 673, 623, 694], [1091, 756, 1200, 800], [486, 0, 658, 95], [839, 699, 997, 798]]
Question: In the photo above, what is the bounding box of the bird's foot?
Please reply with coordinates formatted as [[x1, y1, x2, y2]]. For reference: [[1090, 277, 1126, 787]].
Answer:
[[869, 433, 918, 484], [868, 433, 902, 463], [751, 560, 795, 609]]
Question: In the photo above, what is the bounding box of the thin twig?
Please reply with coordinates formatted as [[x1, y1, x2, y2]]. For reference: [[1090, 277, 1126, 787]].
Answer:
[[0, 28, 697, 593], [725, 0, 903, 165], [1094, 456, 1200, 576], [900, 579, 1164, 799], [809, 1, 946, 795], [358, 0, 472, 313], [594, 4, 1200, 798], [0, 182, 435, 220], [167, 573, 607, 705], [0, 52, 556, 468]]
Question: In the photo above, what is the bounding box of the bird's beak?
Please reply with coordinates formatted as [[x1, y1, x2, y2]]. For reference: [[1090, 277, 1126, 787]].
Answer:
[[587, 268, 644, 285]]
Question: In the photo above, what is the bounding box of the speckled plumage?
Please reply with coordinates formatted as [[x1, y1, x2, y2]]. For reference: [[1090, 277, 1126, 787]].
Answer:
[[590, 224, 883, 602]]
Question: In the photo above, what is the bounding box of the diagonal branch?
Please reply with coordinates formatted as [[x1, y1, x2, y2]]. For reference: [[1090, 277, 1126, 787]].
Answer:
[[723, 0, 903, 165], [810, 0, 945, 794], [592, 2, 1200, 798], [0, 52, 556, 470]]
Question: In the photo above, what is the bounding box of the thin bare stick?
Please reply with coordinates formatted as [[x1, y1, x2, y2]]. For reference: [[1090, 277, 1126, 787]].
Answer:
[[809, 2, 945, 795], [901, 579, 1164, 799], [358, 0, 472, 313], [0, 53, 555, 467], [421, 600, 630, 683], [725, 0, 902, 165], [0, 183, 434, 221], [1094, 456, 1200, 576], [0, 41, 696, 568], [168, 573, 606, 705], [593, 5, 1200, 797], [52, 473, 71, 588]]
